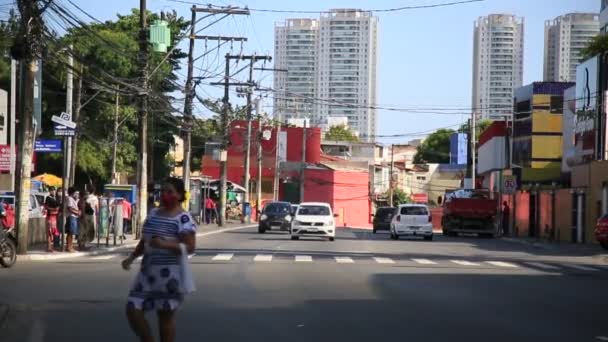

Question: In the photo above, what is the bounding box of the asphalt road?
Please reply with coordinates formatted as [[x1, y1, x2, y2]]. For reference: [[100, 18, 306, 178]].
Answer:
[[1, 226, 608, 342]]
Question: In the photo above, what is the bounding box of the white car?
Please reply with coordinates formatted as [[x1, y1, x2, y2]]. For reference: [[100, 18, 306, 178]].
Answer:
[[390, 204, 433, 241], [290, 202, 337, 241]]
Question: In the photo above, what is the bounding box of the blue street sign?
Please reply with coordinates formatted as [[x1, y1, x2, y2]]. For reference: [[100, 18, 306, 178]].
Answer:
[[53, 123, 75, 137], [35, 139, 62, 152]]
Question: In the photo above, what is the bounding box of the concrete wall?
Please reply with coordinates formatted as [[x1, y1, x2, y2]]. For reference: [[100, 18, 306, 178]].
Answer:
[[572, 160, 608, 243], [554, 189, 573, 242]]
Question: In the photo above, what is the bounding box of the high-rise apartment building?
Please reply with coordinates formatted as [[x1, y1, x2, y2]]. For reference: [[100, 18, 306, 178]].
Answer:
[[472, 14, 524, 121], [544, 13, 599, 83], [274, 9, 378, 142], [274, 19, 319, 122]]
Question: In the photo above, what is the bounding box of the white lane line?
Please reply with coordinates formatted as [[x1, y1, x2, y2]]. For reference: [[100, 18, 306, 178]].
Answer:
[[295, 255, 312, 262], [90, 255, 116, 260], [450, 260, 480, 266], [486, 261, 519, 268], [374, 257, 395, 264], [212, 253, 234, 261], [525, 262, 561, 270], [335, 257, 354, 264], [595, 336, 608, 341], [254, 254, 273, 262], [563, 264, 599, 272], [412, 258, 437, 265]]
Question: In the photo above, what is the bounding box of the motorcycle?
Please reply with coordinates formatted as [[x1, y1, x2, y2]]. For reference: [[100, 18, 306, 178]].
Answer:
[[0, 203, 17, 268]]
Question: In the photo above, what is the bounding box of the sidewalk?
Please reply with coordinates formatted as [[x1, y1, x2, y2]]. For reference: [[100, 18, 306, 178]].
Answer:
[[502, 236, 608, 261], [17, 221, 256, 262]]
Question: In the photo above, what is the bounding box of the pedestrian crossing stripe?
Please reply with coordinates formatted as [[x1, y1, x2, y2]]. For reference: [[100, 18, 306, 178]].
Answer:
[[525, 262, 560, 270], [563, 263, 599, 272], [253, 254, 273, 262], [486, 261, 518, 268], [412, 258, 437, 265], [295, 255, 312, 262], [450, 260, 480, 266], [373, 257, 395, 264], [212, 253, 234, 261], [335, 257, 354, 263]]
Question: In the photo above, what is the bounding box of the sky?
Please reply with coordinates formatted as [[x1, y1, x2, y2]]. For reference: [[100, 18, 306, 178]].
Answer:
[[40, 0, 601, 144]]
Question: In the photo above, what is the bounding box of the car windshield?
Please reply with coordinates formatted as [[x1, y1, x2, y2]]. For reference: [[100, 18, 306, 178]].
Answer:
[[400, 206, 428, 215], [298, 205, 330, 216], [264, 203, 290, 214], [375, 208, 395, 218]]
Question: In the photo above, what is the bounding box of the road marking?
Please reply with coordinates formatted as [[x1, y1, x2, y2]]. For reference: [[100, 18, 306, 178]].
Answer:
[[335, 257, 354, 263], [295, 255, 312, 262], [90, 255, 116, 260], [254, 254, 273, 262], [595, 336, 608, 341], [212, 253, 234, 261], [412, 258, 437, 265], [450, 260, 480, 266], [374, 257, 395, 264], [563, 264, 599, 272], [525, 262, 561, 270], [486, 261, 519, 268]]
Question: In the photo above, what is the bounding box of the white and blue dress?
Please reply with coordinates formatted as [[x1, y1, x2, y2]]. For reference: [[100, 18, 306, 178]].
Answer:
[[127, 209, 196, 311]]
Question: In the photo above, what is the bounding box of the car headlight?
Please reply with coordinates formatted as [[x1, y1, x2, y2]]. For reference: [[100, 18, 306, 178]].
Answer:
[[260, 214, 268, 221], [293, 220, 302, 226], [285, 215, 292, 222]]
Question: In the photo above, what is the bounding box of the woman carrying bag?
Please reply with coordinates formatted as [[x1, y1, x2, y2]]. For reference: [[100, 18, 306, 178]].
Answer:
[[122, 177, 196, 342]]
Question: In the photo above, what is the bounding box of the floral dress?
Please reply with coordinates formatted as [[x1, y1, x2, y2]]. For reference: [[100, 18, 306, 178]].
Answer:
[[127, 209, 196, 311]]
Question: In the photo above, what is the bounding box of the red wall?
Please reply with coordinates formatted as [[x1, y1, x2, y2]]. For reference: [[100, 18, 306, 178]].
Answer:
[[303, 168, 371, 229]]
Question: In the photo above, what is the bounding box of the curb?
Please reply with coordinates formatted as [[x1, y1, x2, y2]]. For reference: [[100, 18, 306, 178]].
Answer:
[[17, 224, 257, 262]]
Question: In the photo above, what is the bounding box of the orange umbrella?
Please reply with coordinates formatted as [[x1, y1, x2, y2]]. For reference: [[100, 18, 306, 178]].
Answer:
[[33, 173, 63, 188]]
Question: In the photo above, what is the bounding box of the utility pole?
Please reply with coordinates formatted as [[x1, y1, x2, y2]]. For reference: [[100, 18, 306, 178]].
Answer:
[[111, 87, 119, 184], [60, 49, 74, 250], [219, 54, 230, 227], [299, 120, 307, 203], [255, 97, 263, 217], [13, 0, 45, 254], [136, 0, 149, 238], [389, 144, 394, 207], [9, 59, 17, 193], [471, 112, 477, 189], [273, 118, 281, 201], [182, 5, 250, 208], [68, 64, 83, 185]]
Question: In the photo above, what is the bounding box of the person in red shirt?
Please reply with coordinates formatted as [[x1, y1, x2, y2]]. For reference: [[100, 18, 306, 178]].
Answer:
[[123, 199, 132, 235], [204, 197, 215, 225]]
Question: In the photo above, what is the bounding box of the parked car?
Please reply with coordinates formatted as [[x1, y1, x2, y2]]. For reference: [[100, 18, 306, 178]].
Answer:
[[372, 207, 396, 233], [390, 204, 433, 241], [258, 201, 293, 233], [595, 213, 608, 250], [290, 202, 337, 241], [290, 204, 299, 216]]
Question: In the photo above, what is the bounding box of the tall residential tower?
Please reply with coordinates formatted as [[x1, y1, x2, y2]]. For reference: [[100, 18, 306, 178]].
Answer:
[[472, 14, 524, 121], [544, 13, 599, 83]]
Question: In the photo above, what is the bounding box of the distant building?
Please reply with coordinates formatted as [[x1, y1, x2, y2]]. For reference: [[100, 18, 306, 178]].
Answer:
[[320, 116, 349, 132], [601, 0, 608, 32], [472, 14, 524, 121], [512, 82, 574, 184], [544, 13, 599, 83]]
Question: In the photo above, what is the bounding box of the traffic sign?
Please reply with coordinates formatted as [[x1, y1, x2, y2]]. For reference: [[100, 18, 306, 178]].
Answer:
[[503, 175, 517, 194], [51, 112, 76, 129], [54, 124, 76, 137], [35, 139, 62, 152]]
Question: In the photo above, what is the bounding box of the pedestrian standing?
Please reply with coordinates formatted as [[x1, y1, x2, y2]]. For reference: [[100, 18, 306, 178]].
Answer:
[[204, 197, 215, 225], [123, 198, 132, 235], [65, 187, 79, 252], [122, 177, 196, 342], [502, 201, 510, 237], [44, 188, 60, 252], [85, 186, 100, 243]]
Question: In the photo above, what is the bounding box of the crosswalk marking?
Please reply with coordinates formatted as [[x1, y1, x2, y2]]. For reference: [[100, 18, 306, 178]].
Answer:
[[525, 262, 561, 270], [254, 254, 273, 262], [486, 261, 519, 268], [374, 257, 395, 264], [563, 263, 599, 272], [90, 255, 116, 260], [295, 255, 312, 262], [411, 258, 437, 265], [335, 257, 354, 264], [450, 260, 480, 266], [212, 253, 234, 261]]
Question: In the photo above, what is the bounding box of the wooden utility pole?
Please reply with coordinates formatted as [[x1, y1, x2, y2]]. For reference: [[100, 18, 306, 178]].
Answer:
[[389, 144, 394, 207], [136, 0, 149, 238], [255, 97, 263, 216], [69, 64, 83, 185], [13, 0, 46, 254], [111, 87, 119, 183], [299, 120, 307, 203], [219, 54, 230, 226], [182, 6, 249, 208]]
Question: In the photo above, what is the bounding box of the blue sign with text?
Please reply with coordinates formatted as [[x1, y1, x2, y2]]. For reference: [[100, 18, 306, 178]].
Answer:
[[35, 139, 62, 152]]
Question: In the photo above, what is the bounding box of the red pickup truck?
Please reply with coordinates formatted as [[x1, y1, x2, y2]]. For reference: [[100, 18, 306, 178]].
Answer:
[[441, 189, 498, 238]]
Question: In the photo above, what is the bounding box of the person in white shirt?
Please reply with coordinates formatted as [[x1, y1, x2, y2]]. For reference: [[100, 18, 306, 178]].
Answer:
[[65, 187, 80, 252]]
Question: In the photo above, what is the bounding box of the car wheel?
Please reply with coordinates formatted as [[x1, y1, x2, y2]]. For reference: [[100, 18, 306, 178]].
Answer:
[[424, 235, 433, 241], [291, 236, 299, 240], [390, 232, 398, 240], [372, 228, 377, 234], [600, 241, 608, 250], [329, 237, 335, 242], [258, 227, 266, 234]]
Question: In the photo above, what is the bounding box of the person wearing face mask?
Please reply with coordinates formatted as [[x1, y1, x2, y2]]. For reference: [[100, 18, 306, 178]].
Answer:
[[122, 177, 197, 342]]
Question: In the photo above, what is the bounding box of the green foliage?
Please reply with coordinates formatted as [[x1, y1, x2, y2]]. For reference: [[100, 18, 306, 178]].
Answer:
[[390, 188, 410, 206], [413, 128, 455, 164], [324, 125, 359, 142], [459, 119, 492, 141], [580, 33, 608, 60]]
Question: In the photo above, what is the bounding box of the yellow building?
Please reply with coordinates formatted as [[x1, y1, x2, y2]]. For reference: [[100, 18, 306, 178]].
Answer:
[[512, 82, 575, 184]]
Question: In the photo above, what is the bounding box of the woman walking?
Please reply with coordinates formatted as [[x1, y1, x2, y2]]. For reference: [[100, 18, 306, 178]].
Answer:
[[122, 177, 196, 342]]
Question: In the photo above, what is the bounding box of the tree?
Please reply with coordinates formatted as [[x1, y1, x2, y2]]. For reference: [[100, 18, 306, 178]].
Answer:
[[459, 119, 492, 141], [580, 33, 608, 60], [413, 128, 455, 164], [324, 125, 359, 142], [389, 188, 410, 206]]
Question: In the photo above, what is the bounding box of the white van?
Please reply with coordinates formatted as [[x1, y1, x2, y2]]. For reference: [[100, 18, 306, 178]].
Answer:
[[390, 204, 433, 241]]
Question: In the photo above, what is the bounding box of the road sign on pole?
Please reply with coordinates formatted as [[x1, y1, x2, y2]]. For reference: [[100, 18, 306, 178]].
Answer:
[[51, 112, 76, 129], [503, 175, 517, 194]]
